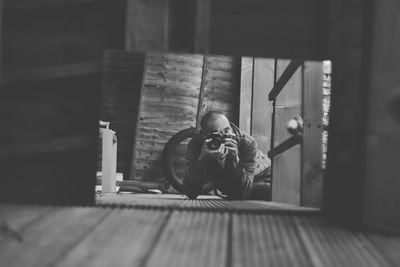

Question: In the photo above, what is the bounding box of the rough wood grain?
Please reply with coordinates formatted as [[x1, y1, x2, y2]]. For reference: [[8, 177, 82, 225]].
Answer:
[[271, 60, 302, 205], [251, 58, 274, 154], [125, 0, 170, 51], [145, 211, 228, 267], [101, 50, 145, 178], [301, 62, 323, 208], [57, 209, 170, 267], [0, 207, 111, 267], [239, 57, 253, 134], [232, 213, 313, 267], [363, 0, 400, 231]]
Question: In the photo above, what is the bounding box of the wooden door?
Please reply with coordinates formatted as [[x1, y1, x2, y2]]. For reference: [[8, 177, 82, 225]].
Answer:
[[268, 60, 323, 208]]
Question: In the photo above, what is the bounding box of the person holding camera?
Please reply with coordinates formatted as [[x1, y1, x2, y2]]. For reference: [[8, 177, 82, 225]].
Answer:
[[182, 111, 271, 200]]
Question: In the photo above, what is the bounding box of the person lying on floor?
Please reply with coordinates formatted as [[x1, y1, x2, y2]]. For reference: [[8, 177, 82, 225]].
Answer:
[[183, 111, 271, 200]]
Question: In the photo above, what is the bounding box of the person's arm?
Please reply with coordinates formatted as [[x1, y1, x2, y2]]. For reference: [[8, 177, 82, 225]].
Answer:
[[224, 137, 258, 200], [182, 136, 208, 199]]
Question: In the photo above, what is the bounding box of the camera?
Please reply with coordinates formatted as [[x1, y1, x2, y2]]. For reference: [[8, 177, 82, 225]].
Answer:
[[204, 132, 226, 150]]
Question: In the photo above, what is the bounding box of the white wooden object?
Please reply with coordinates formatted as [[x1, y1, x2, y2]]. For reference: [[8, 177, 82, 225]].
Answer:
[[100, 128, 117, 193]]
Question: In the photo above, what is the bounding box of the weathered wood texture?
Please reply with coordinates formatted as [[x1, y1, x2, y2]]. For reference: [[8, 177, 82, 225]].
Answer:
[[270, 60, 324, 208], [2, 61, 101, 84], [207, 0, 328, 59], [125, 0, 170, 52], [301, 62, 323, 207], [194, 0, 210, 52], [323, 0, 370, 224], [2, 200, 400, 267], [239, 57, 274, 154], [251, 58, 274, 154], [3, 0, 126, 70], [131, 52, 240, 182], [271, 60, 302, 205], [0, 76, 100, 205], [363, 0, 400, 231], [100, 50, 145, 178], [239, 57, 253, 134]]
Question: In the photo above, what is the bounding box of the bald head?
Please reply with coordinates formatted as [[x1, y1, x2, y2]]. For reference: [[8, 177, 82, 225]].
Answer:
[[200, 111, 230, 133]]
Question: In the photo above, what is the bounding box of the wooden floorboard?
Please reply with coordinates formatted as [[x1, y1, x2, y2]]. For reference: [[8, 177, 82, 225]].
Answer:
[[0, 207, 111, 267], [232, 213, 313, 267], [1, 195, 400, 267], [145, 210, 229, 267], [56, 209, 169, 267]]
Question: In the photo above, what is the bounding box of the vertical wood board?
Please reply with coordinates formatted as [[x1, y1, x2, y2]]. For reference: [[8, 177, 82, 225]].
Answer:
[[239, 57, 253, 134], [101, 50, 145, 178], [301, 62, 323, 208], [251, 58, 274, 154], [271, 60, 302, 205], [125, 0, 170, 52]]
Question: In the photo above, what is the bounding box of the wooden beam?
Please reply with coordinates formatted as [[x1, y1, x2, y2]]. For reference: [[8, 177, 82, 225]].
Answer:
[[362, 0, 400, 231], [4, 0, 98, 10], [268, 60, 303, 101], [268, 135, 302, 159], [194, 0, 210, 53], [0, 136, 95, 158], [0, 0, 3, 84], [323, 0, 370, 225], [125, 0, 170, 52], [301, 62, 323, 208], [1, 61, 101, 84]]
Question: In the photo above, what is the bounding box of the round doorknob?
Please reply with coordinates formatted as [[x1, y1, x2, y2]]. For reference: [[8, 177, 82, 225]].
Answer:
[[287, 116, 303, 136]]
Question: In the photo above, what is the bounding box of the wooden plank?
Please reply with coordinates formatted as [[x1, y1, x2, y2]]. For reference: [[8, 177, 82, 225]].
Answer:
[[5, 0, 98, 9], [0, 207, 111, 267], [208, 0, 328, 59], [301, 62, 323, 208], [0, 136, 95, 158], [268, 60, 303, 100], [0, 205, 52, 233], [2, 61, 101, 84], [251, 58, 274, 154], [198, 55, 241, 124], [239, 57, 253, 134], [57, 209, 170, 267], [101, 50, 145, 178], [293, 215, 389, 266], [362, 0, 400, 231], [232, 213, 313, 267], [145, 211, 228, 267], [268, 135, 302, 158], [0, 0, 2, 83], [195, 0, 210, 53], [323, 0, 371, 225], [271, 60, 302, 205], [125, 0, 170, 52]]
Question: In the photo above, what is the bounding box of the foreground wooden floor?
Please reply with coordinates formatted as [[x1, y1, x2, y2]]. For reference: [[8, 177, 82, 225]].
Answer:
[[1, 194, 400, 267]]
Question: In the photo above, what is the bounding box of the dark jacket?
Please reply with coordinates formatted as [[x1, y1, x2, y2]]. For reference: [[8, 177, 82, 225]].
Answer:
[[182, 123, 271, 200]]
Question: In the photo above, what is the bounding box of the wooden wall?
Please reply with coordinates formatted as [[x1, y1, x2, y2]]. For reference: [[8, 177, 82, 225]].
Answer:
[[131, 52, 240, 183], [239, 57, 274, 155], [323, 0, 371, 224], [0, 0, 126, 205], [208, 0, 328, 59], [124, 0, 329, 60], [100, 50, 145, 178]]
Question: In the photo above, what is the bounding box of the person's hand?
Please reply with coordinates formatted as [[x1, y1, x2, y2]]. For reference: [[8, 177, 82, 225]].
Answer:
[[199, 139, 228, 167], [223, 137, 239, 168]]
